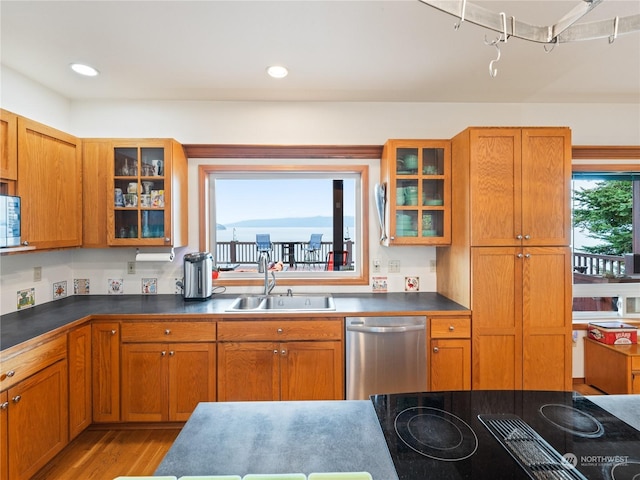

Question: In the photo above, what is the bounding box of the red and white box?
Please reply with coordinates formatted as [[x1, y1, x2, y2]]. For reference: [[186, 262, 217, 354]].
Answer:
[[588, 321, 638, 345]]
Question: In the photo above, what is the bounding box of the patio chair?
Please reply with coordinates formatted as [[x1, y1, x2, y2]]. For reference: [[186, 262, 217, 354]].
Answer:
[[325, 250, 350, 271], [303, 233, 323, 263], [255, 234, 272, 255]]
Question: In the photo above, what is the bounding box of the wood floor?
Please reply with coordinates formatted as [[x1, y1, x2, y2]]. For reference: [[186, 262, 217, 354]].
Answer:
[[32, 427, 181, 480], [34, 384, 604, 479]]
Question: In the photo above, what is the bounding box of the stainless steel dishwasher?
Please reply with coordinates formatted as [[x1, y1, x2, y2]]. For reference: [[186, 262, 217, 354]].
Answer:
[[345, 316, 427, 400]]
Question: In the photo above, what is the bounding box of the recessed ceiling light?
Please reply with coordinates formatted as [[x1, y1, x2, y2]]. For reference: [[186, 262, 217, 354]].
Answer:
[[266, 65, 288, 79], [70, 63, 99, 77]]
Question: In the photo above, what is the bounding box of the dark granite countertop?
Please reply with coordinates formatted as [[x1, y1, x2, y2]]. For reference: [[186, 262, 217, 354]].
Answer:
[[154, 400, 399, 479], [1, 292, 468, 351]]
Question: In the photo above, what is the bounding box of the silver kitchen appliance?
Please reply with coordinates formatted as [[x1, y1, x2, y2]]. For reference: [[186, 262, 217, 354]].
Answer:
[[0, 194, 21, 248], [345, 315, 427, 400], [183, 251, 214, 300]]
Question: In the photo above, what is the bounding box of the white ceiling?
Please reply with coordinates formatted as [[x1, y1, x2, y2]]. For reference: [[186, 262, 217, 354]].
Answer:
[[1, 0, 639, 104]]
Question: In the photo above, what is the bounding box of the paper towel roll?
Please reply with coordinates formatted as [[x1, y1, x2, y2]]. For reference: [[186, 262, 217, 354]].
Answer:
[[135, 252, 175, 262]]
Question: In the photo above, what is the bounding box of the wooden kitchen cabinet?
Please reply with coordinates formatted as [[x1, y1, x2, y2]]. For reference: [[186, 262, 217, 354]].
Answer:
[[585, 338, 640, 394], [217, 319, 344, 401], [82, 139, 111, 247], [16, 116, 82, 249], [0, 109, 18, 190], [92, 322, 120, 423], [107, 139, 188, 247], [6, 360, 68, 480], [462, 127, 571, 247], [437, 127, 572, 391], [68, 323, 92, 439], [120, 321, 216, 422], [429, 317, 471, 391], [380, 139, 451, 245]]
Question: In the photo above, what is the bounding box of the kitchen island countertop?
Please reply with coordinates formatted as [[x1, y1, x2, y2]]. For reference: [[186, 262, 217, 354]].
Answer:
[[154, 400, 399, 479], [0, 292, 467, 351]]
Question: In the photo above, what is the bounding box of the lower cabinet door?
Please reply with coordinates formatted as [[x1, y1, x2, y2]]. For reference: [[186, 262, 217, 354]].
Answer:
[[168, 343, 216, 421], [280, 341, 344, 400], [217, 342, 280, 402], [8, 360, 68, 480], [121, 343, 167, 422], [1, 391, 8, 480], [430, 339, 471, 391], [69, 324, 92, 439]]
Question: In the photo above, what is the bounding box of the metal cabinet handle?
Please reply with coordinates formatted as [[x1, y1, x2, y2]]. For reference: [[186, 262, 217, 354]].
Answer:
[[516, 234, 523, 240], [161, 351, 167, 356], [524, 234, 530, 240], [165, 329, 171, 335], [273, 349, 279, 355], [449, 325, 455, 331], [169, 351, 175, 356], [433, 347, 439, 353], [12, 395, 21, 403], [22, 241, 29, 246], [524, 253, 531, 258], [517, 253, 523, 258], [277, 328, 283, 334], [281, 349, 287, 355], [111, 329, 117, 335], [0, 401, 8, 410], [6, 370, 15, 378]]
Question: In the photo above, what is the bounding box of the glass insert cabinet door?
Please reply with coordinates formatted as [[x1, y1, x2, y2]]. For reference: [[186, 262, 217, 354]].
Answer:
[[382, 140, 451, 245], [111, 146, 167, 244]]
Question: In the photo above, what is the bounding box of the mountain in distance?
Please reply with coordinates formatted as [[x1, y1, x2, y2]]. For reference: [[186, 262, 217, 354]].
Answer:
[[225, 215, 355, 228]]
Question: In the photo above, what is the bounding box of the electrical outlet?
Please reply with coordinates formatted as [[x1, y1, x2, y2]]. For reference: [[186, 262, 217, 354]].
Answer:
[[33, 266, 42, 282], [373, 259, 381, 273], [388, 260, 400, 273], [127, 261, 136, 274]]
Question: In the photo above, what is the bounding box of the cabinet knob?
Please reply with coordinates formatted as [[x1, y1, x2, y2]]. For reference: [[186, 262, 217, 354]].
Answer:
[[524, 234, 530, 240], [516, 234, 523, 240], [111, 329, 117, 335], [281, 349, 287, 355], [165, 329, 171, 335], [517, 253, 524, 258], [12, 395, 21, 403], [277, 328, 283, 334], [449, 325, 455, 331], [21, 240, 29, 246], [524, 253, 531, 258], [165, 238, 171, 243], [433, 347, 439, 353], [5, 370, 15, 378], [161, 351, 167, 356], [169, 351, 175, 356], [0, 401, 8, 410], [273, 349, 279, 355]]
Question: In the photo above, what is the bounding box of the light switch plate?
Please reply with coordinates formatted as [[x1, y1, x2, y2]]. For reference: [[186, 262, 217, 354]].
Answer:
[[388, 260, 400, 273]]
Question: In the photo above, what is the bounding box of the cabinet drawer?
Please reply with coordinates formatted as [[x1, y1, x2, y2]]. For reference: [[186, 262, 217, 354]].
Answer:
[[430, 317, 471, 339], [632, 355, 640, 371], [218, 319, 342, 341], [0, 335, 66, 390], [121, 321, 216, 342]]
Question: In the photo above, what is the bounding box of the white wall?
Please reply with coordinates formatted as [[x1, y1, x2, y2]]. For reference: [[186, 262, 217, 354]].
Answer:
[[1, 64, 639, 315]]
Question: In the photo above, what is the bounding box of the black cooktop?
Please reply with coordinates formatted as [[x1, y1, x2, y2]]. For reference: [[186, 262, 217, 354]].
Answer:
[[371, 391, 640, 480]]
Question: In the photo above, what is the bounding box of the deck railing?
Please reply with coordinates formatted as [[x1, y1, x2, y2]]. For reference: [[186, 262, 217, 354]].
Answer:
[[215, 240, 354, 268], [573, 252, 625, 276]]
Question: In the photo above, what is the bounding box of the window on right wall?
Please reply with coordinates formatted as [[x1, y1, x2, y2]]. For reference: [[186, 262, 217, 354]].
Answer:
[[571, 170, 640, 317]]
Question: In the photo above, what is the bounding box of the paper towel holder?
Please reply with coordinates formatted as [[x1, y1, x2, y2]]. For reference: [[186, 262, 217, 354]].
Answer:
[[135, 248, 175, 262]]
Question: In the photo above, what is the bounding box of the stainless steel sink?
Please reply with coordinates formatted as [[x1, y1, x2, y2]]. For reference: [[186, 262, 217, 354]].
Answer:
[[225, 294, 335, 312]]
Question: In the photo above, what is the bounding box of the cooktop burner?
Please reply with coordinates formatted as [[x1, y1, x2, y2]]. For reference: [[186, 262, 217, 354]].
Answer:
[[372, 391, 640, 480], [394, 406, 478, 461], [539, 403, 605, 438], [608, 460, 640, 480]]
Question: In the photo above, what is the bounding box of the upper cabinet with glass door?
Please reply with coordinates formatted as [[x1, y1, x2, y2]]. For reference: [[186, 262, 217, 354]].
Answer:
[[381, 140, 451, 246], [108, 139, 188, 247]]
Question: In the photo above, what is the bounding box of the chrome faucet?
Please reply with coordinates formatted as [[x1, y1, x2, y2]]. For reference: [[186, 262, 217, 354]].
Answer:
[[258, 251, 276, 295]]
